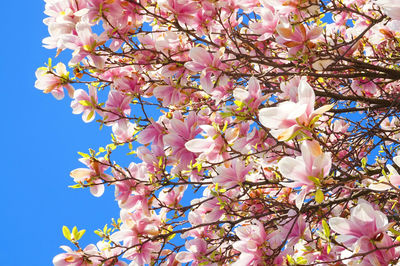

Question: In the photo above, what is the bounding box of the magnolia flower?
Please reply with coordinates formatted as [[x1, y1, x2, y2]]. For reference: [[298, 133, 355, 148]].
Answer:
[[329, 199, 397, 265], [375, 0, 400, 20], [276, 21, 323, 55], [175, 239, 208, 265], [369, 155, 400, 191], [259, 78, 333, 141], [184, 47, 225, 93], [232, 220, 268, 266], [61, 19, 106, 69], [35, 62, 74, 100], [103, 90, 132, 124], [70, 157, 111, 197], [53, 244, 100, 266], [233, 77, 266, 111], [278, 140, 331, 208], [70, 85, 99, 123], [213, 158, 252, 188]]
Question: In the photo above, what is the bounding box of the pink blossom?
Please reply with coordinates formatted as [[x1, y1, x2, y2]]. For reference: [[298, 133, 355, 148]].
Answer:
[[163, 112, 201, 172], [369, 155, 400, 191], [101, 67, 144, 94], [160, 0, 199, 26], [276, 21, 323, 55], [112, 120, 136, 143], [71, 86, 99, 123], [136, 119, 165, 147], [249, 5, 278, 40], [233, 77, 266, 111], [35, 62, 74, 100], [156, 185, 187, 208], [213, 158, 252, 188], [85, 0, 123, 24], [153, 79, 186, 107], [42, 0, 85, 51], [351, 78, 378, 97], [113, 162, 153, 211], [259, 78, 333, 141], [185, 125, 229, 164], [175, 239, 208, 265], [95, 241, 127, 266], [61, 19, 106, 69], [278, 140, 331, 208], [53, 244, 100, 266], [329, 199, 397, 265], [267, 211, 311, 251], [70, 157, 111, 197], [375, 0, 400, 20], [111, 210, 162, 263], [232, 220, 268, 265], [103, 90, 132, 124], [184, 47, 226, 93]]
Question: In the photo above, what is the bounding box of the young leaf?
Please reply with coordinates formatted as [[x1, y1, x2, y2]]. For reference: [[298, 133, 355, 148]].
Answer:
[[62, 226, 71, 241], [315, 189, 324, 204]]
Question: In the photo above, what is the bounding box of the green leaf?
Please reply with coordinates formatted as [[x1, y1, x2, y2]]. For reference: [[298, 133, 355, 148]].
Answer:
[[315, 189, 324, 204], [76, 229, 86, 240], [69, 184, 82, 189], [77, 152, 90, 158], [287, 254, 295, 264], [62, 226, 71, 241], [222, 122, 228, 133], [79, 100, 92, 106], [167, 233, 176, 241], [220, 112, 232, 118], [309, 114, 322, 128], [389, 228, 400, 236], [72, 226, 78, 238], [94, 229, 103, 237], [307, 176, 321, 187], [86, 110, 95, 121], [361, 157, 367, 169], [322, 219, 330, 238], [296, 256, 307, 264]]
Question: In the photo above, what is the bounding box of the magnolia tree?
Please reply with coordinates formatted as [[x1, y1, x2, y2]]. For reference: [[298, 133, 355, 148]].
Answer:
[[36, 0, 400, 265]]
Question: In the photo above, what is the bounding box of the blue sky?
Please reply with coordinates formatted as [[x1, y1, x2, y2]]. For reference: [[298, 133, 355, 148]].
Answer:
[[1, 2, 121, 265]]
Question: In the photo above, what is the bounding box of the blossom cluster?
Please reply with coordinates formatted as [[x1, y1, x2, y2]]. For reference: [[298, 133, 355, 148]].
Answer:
[[36, 0, 400, 265]]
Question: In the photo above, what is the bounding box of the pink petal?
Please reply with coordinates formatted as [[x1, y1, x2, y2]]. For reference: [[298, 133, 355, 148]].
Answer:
[[329, 217, 353, 235], [189, 47, 212, 65], [90, 184, 105, 197], [185, 138, 215, 153]]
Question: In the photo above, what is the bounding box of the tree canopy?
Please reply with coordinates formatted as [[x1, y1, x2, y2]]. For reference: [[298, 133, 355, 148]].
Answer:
[[36, 0, 400, 265]]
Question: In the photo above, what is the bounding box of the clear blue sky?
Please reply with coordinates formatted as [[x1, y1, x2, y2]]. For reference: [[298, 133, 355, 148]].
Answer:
[[1, 2, 121, 265]]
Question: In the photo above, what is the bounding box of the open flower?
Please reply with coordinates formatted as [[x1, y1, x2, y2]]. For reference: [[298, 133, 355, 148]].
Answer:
[[375, 0, 400, 20], [369, 155, 400, 191], [70, 85, 99, 123], [259, 78, 333, 141], [278, 140, 331, 208], [35, 62, 74, 100], [329, 199, 397, 265], [184, 47, 226, 93]]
